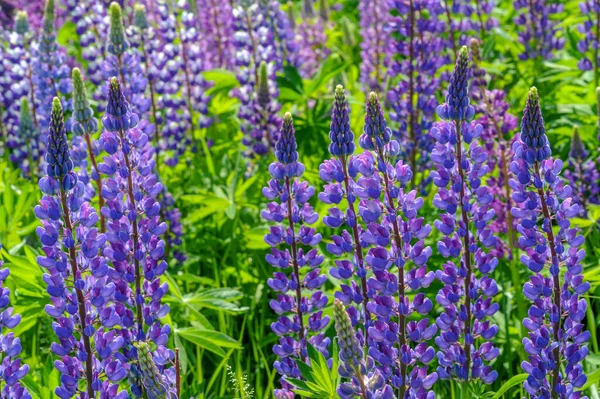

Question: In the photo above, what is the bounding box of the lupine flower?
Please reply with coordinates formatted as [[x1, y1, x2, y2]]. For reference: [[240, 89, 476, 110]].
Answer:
[[71, 67, 105, 229], [334, 300, 392, 399], [134, 341, 171, 399], [513, 0, 564, 60], [0, 246, 31, 399], [387, 0, 447, 192], [358, 0, 392, 92], [264, 0, 300, 69], [13, 97, 42, 179], [563, 129, 600, 216], [4, 11, 40, 176], [578, 0, 600, 86], [295, 0, 330, 77], [510, 87, 591, 398], [262, 113, 329, 398], [71, 1, 109, 86], [320, 85, 370, 344], [99, 78, 177, 396], [358, 92, 437, 397], [469, 39, 518, 258], [431, 46, 499, 384], [31, 0, 72, 133], [442, 0, 499, 53], [232, 3, 282, 159], [36, 97, 129, 398], [175, 0, 213, 130], [98, 2, 150, 117], [196, 0, 235, 69]]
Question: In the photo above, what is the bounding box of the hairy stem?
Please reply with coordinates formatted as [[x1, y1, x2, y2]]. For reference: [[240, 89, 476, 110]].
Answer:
[[341, 157, 370, 343], [58, 190, 95, 398], [84, 134, 106, 232], [284, 177, 305, 345], [454, 120, 472, 380], [534, 163, 561, 399], [374, 149, 407, 399]]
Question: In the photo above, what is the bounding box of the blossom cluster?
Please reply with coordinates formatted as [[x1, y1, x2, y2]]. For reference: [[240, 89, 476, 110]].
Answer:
[[262, 112, 329, 398], [511, 87, 590, 398], [35, 82, 178, 398]]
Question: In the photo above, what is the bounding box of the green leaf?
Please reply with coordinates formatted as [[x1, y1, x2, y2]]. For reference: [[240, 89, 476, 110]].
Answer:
[[491, 374, 529, 399], [176, 327, 242, 357], [582, 368, 600, 391]]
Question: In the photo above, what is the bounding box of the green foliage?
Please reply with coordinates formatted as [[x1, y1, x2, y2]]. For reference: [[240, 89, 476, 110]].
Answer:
[[287, 343, 340, 398]]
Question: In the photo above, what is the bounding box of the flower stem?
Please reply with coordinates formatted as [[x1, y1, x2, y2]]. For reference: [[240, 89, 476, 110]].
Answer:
[[455, 120, 472, 380], [284, 177, 305, 344], [58, 189, 95, 398], [83, 134, 106, 233]]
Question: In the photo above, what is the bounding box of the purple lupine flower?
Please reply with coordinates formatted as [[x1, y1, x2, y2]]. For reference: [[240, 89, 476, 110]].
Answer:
[[358, 92, 437, 396], [295, 0, 330, 77], [510, 87, 591, 399], [36, 97, 129, 398], [334, 299, 393, 399], [563, 129, 600, 216], [469, 39, 518, 258], [98, 77, 177, 395], [320, 86, 370, 345], [262, 113, 329, 397], [31, 0, 72, 134], [431, 46, 499, 384], [0, 246, 32, 399], [4, 12, 42, 177], [98, 2, 150, 117], [442, 0, 499, 52], [359, 0, 392, 92], [387, 0, 447, 192], [72, 1, 109, 86], [71, 67, 105, 229], [233, 3, 282, 159], [196, 0, 235, 69], [263, 0, 300, 69], [175, 0, 213, 131], [578, 0, 600, 86], [513, 0, 564, 60]]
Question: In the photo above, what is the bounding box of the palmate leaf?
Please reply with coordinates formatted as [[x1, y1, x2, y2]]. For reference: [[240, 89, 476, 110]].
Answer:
[[288, 342, 339, 399], [175, 327, 242, 357]]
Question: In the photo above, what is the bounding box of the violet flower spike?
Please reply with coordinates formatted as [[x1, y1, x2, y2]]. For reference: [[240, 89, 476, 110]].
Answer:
[[262, 112, 329, 398], [431, 46, 499, 384], [358, 92, 437, 397], [99, 78, 177, 396], [320, 85, 370, 342], [359, 0, 392, 92], [35, 97, 127, 399], [387, 0, 447, 193], [334, 299, 392, 399], [511, 87, 590, 399], [0, 246, 32, 399]]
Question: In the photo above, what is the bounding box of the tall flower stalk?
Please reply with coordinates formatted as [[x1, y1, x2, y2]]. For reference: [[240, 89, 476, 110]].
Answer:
[[358, 92, 437, 397], [513, 0, 564, 61], [334, 299, 391, 398], [578, 0, 600, 87], [71, 67, 104, 231], [262, 113, 329, 398], [511, 88, 590, 399], [36, 98, 127, 398], [387, 0, 447, 191], [358, 0, 391, 92], [0, 246, 31, 399], [320, 86, 370, 340], [99, 77, 177, 396], [431, 46, 499, 384]]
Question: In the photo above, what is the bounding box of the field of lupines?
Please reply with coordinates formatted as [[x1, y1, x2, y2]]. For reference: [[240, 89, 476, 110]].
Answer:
[[0, 0, 599, 398]]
